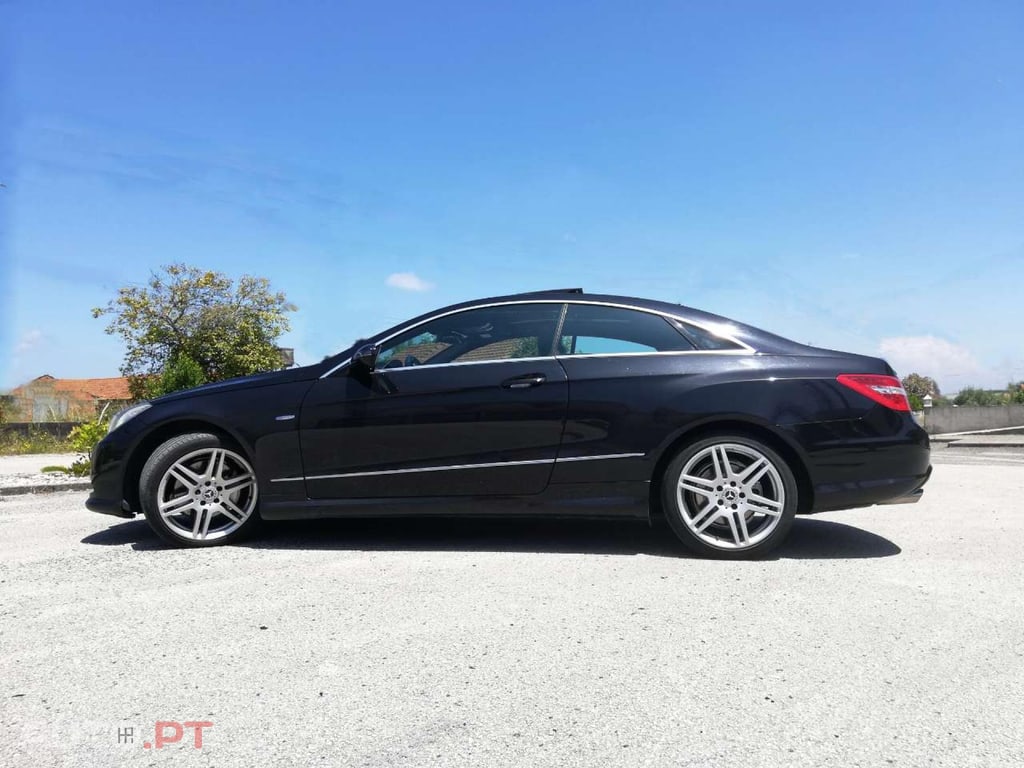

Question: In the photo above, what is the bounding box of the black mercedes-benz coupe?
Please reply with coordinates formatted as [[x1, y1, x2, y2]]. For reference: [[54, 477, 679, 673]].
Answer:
[[87, 288, 930, 558]]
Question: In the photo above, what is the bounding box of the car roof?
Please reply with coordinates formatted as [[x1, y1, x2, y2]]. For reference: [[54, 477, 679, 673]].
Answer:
[[394, 288, 813, 355], [317, 288, 831, 378]]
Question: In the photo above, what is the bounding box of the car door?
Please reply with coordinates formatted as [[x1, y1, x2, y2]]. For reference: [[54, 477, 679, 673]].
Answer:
[[299, 302, 569, 499], [551, 302, 713, 484]]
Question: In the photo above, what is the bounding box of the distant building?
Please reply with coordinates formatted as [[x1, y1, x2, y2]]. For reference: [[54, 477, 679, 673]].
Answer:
[[8, 375, 133, 422]]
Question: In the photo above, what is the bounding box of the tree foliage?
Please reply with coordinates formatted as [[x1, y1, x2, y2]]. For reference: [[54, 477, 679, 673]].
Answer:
[[953, 386, 1001, 406], [145, 352, 209, 399], [93, 264, 296, 398], [63, 406, 112, 476], [901, 373, 940, 399], [1007, 381, 1024, 405], [0, 395, 13, 424]]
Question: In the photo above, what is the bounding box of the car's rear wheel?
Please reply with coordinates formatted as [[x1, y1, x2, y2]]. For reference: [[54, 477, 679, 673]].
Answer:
[[661, 434, 797, 559], [139, 432, 261, 547]]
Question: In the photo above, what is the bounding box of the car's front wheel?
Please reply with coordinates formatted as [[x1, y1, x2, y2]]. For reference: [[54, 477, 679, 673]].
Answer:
[[661, 434, 797, 559], [139, 432, 261, 547]]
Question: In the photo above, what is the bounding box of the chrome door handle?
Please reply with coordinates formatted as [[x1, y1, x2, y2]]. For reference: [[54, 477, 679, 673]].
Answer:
[[501, 374, 547, 389]]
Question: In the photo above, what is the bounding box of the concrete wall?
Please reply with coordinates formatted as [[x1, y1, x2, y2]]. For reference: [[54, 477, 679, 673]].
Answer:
[[923, 405, 1024, 434]]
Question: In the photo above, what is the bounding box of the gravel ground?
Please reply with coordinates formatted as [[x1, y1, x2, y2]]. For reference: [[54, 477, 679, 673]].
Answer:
[[0, 455, 87, 495], [1, 460, 1023, 768]]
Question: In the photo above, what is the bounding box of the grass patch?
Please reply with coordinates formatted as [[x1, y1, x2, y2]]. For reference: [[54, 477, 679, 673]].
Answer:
[[0, 429, 73, 456], [29, 462, 89, 477], [65, 458, 92, 477]]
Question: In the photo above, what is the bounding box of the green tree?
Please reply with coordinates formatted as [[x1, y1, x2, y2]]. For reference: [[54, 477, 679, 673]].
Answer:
[[953, 386, 1000, 406], [93, 264, 296, 399], [901, 373, 940, 399], [146, 352, 209, 398], [0, 395, 13, 424], [1007, 381, 1024, 405]]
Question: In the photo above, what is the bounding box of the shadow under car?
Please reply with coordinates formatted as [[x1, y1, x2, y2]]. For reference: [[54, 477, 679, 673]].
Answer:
[[81, 515, 901, 560]]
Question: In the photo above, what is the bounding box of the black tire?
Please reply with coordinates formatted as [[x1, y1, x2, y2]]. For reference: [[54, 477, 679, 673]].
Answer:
[[139, 432, 262, 548], [661, 433, 798, 559]]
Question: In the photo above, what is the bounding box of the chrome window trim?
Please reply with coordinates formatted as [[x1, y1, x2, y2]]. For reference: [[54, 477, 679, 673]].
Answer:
[[555, 349, 752, 360], [383, 349, 752, 373], [382, 355, 555, 372], [269, 451, 645, 484], [320, 299, 755, 378]]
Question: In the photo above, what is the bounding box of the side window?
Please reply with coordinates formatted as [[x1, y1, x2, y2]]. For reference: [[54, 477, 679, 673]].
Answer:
[[671, 320, 745, 351], [376, 303, 562, 368], [558, 304, 695, 356], [376, 331, 452, 368], [451, 337, 541, 362]]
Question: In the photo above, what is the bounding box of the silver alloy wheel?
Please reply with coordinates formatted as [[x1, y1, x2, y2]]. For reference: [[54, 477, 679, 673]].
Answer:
[[676, 442, 785, 550], [155, 447, 258, 542]]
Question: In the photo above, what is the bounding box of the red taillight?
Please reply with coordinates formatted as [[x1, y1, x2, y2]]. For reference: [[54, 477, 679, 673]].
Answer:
[[837, 374, 911, 412]]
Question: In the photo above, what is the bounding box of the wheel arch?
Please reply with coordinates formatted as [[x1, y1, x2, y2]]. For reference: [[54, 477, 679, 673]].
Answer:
[[648, 418, 814, 519], [123, 418, 251, 513]]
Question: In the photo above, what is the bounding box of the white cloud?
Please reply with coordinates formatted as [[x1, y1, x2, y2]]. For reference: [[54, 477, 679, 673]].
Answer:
[[14, 330, 43, 355], [385, 272, 434, 292], [878, 336, 985, 389]]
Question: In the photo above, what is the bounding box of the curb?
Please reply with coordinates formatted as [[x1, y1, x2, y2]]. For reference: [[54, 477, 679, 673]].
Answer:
[[0, 481, 92, 497], [931, 427, 1024, 439], [944, 441, 1024, 449]]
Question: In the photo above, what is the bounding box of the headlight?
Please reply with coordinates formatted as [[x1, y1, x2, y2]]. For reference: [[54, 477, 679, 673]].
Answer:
[[108, 402, 151, 433]]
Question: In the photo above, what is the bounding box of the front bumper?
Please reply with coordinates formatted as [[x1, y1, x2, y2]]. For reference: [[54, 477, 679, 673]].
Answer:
[[86, 436, 134, 518], [85, 494, 134, 518]]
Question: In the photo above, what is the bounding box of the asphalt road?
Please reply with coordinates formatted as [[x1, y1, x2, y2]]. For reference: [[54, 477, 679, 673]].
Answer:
[[2, 458, 1022, 767], [932, 443, 1024, 466]]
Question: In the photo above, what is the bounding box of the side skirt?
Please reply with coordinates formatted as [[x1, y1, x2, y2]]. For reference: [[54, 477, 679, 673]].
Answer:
[[258, 481, 651, 521]]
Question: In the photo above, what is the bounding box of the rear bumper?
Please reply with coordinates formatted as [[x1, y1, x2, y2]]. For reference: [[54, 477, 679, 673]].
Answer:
[[801, 415, 932, 513], [877, 486, 924, 505], [880, 462, 932, 505], [810, 468, 931, 512]]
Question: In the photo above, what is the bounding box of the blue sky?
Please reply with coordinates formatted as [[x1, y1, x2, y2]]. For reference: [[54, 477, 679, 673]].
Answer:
[[2, 1, 1022, 393]]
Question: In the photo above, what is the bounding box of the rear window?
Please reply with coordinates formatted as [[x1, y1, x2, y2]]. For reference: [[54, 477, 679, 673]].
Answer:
[[558, 304, 695, 355]]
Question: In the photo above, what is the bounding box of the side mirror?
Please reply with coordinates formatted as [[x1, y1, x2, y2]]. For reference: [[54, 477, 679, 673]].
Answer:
[[350, 343, 380, 373]]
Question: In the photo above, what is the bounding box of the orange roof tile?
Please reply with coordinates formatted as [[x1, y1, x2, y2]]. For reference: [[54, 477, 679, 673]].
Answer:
[[52, 377, 132, 400], [13, 375, 132, 401]]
